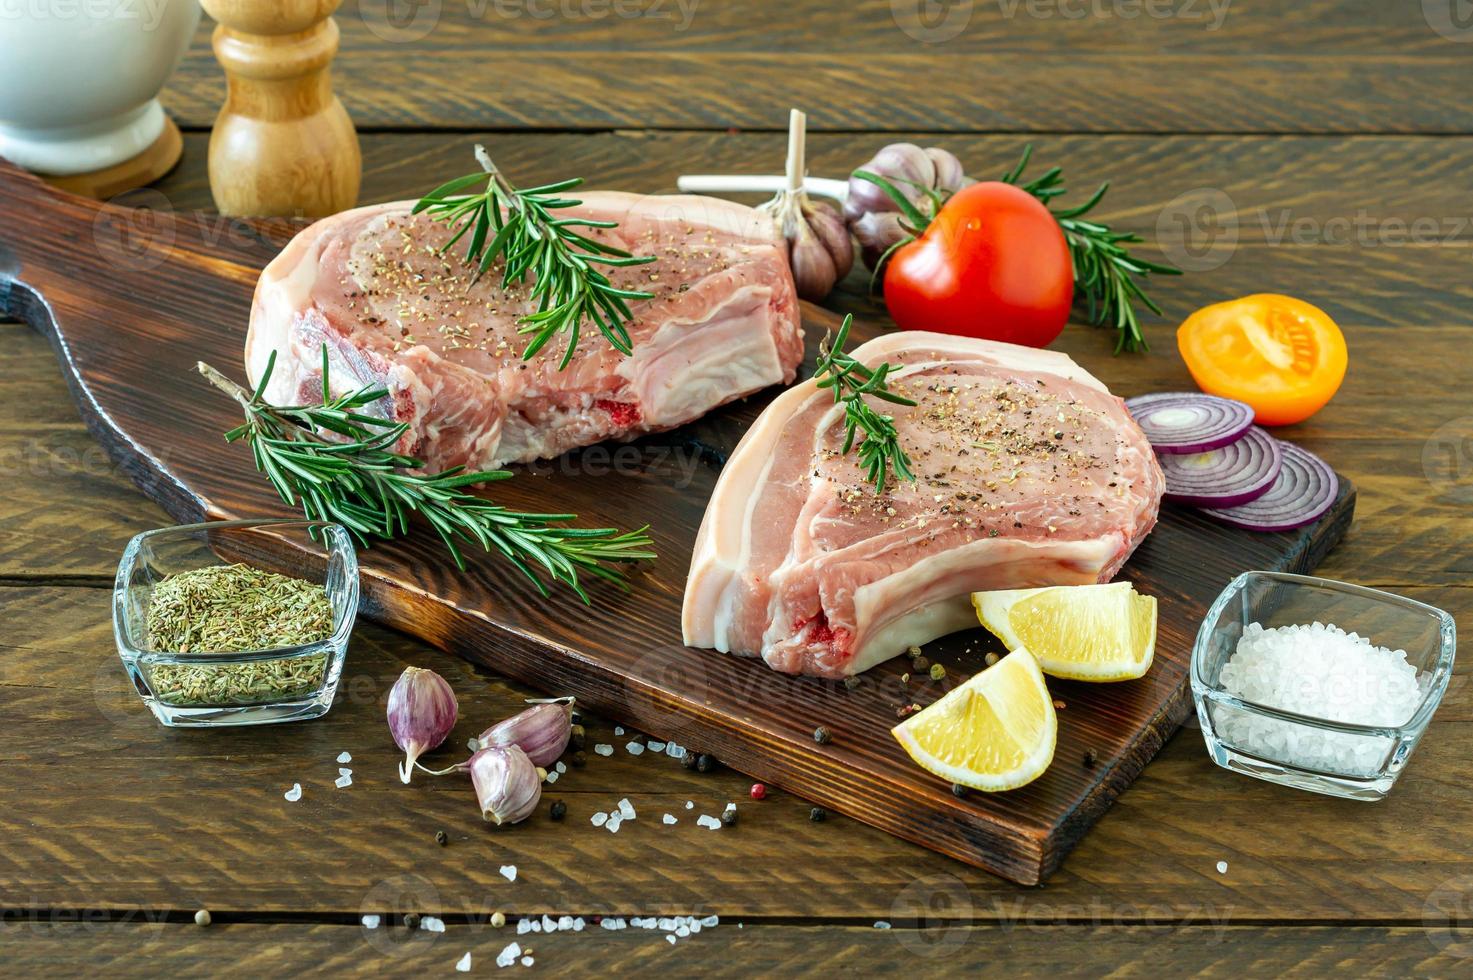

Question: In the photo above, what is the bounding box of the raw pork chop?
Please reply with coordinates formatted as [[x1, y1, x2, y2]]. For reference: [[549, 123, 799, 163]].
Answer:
[[246, 192, 801, 470], [683, 331, 1164, 678]]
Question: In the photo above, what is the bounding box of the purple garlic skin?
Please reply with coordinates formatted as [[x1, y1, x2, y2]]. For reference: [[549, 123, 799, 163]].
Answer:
[[764, 195, 855, 301], [469, 745, 542, 825], [845, 143, 973, 270], [387, 666, 458, 784], [477, 700, 573, 768]]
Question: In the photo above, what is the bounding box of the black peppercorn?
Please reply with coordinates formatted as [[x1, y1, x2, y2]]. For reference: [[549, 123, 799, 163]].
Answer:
[[813, 726, 831, 745], [809, 806, 827, 822], [912, 655, 930, 672], [403, 913, 420, 930], [951, 783, 969, 799], [696, 753, 714, 773], [570, 724, 586, 751], [721, 808, 738, 826], [842, 675, 861, 690], [434, 830, 448, 846], [571, 750, 587, 768], [681, 751, 699, 771], [1083, 749, 1097, 769], [550, 799, 566, 821]]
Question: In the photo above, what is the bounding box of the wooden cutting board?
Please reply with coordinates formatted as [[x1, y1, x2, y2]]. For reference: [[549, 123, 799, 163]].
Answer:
[[0, 163, 1354, 885]]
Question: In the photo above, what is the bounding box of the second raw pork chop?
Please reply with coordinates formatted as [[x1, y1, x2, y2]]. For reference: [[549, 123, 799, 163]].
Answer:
[[683, 331, 1164, 678], [246, 192, 802, 471]]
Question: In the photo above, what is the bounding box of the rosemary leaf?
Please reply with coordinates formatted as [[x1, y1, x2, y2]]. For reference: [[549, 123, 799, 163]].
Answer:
[[414, 145, 656, 366], [813, 314, 917, 494], [199, 354, 655, 603]]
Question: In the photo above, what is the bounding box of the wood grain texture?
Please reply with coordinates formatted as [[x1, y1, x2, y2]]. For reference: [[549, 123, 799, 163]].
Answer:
[[0, 160, 1354, 885], [155, 1, 1473, 134], [4, 583, 1471, 922], [4, 922, 1472, 976]]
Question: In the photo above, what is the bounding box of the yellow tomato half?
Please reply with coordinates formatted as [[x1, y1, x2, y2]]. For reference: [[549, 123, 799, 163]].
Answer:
[[1177, 294, 1347, 426]]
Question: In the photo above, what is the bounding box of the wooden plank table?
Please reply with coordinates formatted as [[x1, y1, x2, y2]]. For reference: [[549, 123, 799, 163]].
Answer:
[[4, 1, 1472, 972]]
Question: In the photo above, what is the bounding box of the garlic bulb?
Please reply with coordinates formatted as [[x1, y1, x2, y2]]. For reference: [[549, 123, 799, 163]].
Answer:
[[387, 666, 459, 784], [845, 143, 973, 269], [469, 745, 542, 826], [477, 699, 574, 768], [760, 109, 855, 300]]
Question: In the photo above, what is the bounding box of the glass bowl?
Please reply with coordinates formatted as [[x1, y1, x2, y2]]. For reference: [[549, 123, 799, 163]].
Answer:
[[1191, 571, 1455, 800], [113, 519, 359, 727]]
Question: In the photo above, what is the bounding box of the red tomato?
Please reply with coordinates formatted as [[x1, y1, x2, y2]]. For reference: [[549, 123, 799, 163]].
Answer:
[[882, 181, 1073, 347]]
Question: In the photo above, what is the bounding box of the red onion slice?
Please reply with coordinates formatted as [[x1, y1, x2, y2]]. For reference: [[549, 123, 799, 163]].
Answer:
[[1125, 392, 1255, 454], [1159, 426, 1282, 507], [1201, 441, 1339, 532]]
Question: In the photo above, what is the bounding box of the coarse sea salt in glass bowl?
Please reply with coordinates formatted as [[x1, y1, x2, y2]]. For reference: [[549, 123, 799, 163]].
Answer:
[[113, 520, 359, 728], [1191, 571, 1455, 801]]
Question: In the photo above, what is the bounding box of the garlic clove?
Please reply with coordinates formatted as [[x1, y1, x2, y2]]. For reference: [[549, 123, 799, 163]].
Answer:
[[477, 700, 574, 768], [788, 222, 839, 302], [845, 142, 975, 270], [469, 745, 542, 826], [805, 201, 854, 282], [387, 666, 459, 784]]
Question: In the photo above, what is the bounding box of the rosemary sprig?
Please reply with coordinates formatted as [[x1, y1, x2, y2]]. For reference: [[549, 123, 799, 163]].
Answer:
[[1000, 145, 1180, 354], [412, 145, 656, 369], [813, 314, 917, 494], [198, 353, 655, 603]]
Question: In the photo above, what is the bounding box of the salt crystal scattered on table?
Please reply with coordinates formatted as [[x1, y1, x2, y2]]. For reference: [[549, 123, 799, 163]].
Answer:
[[701, 915, 718, 927], [666, 935, 677, 945], [618, 798, 636, 820], [517, 918, 533, 935], [666, 744, 685, 759], [335, 774, 352, 789], [724, 802, 736, 813], [545, 771, 559, 784], [696, 814, 722, 830], [606, 815, 622, 833], [528, 920, 541, 933], [455, 952, 471, 972], [422, 916, 445, 933], [663, 813, 677, 825], [615, 726, 625, 736], [594, 744, 614, 757], [338, 767, 352, 777], [542, 914, 557, 932], [874, 921, 891, 929], [555, 761, 566, 774], [284, 783, 302, 802], [1216, 861, 1228, 874], [573, 917, 585, 931], [684, 801, 693, 809], [336, 751, 351, 764], [496, 942, 521, 968], [521, 957, 534, 967], [626, 741, 645, 756], [558, 915, 574, 931], [500, 865, 517, 882], [648, 741, 666, 752], [591, 812, 608, 827], [361, 914, 380, 929], [676, 925, 690, 938]]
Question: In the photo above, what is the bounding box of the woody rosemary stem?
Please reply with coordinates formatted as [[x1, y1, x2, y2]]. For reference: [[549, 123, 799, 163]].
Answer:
[[198, 355, 655, 603]]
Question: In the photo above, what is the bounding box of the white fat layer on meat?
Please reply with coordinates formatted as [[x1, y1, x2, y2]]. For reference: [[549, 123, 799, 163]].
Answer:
[[617, 285, 782, 428], [683, 371, 821, 649], [844, 535, 1121, 673]]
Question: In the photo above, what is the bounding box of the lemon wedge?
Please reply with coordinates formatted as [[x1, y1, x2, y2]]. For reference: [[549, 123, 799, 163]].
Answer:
[[892, 649, 1056, 792], [972, 582, 1157, 682]]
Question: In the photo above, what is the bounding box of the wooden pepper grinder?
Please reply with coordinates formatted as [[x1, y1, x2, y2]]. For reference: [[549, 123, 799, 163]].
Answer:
[[201, 0, 360, 217]]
